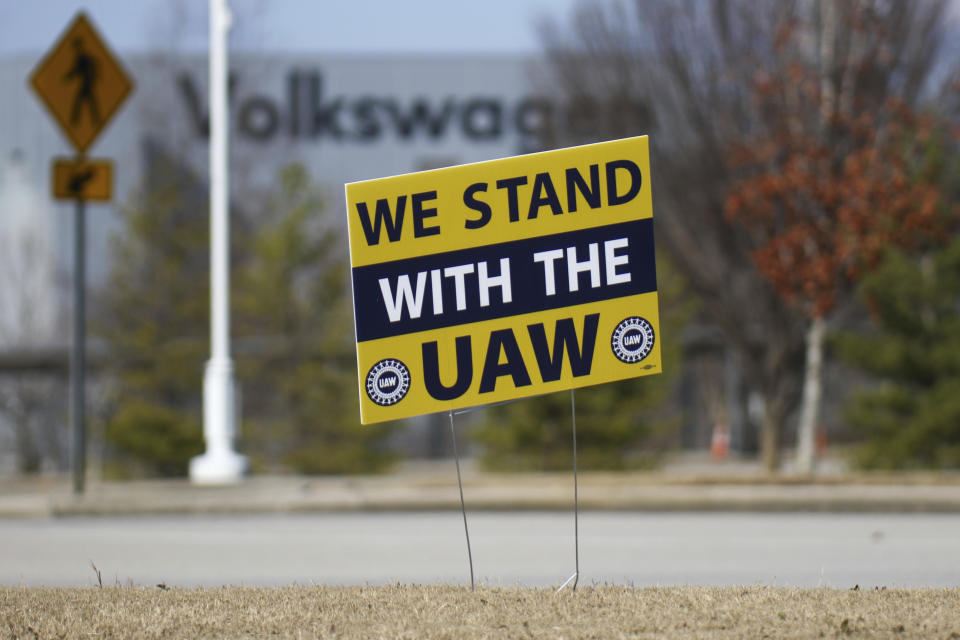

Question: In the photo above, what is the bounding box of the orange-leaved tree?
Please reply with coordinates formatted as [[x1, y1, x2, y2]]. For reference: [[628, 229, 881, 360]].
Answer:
[[540, 0, 959, 471], [725, 5, 959, 472]]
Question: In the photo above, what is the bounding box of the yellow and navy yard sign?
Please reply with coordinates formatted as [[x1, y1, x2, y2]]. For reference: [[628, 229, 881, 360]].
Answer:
[[345, 136, 660, 424]]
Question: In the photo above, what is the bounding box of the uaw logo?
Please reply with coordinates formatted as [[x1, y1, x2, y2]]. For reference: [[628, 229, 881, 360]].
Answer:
[[611, 317, 655, 364], [365, 358, 411, 406]]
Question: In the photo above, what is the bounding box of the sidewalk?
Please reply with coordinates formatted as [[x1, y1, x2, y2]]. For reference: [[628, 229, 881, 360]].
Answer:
[[2, 457, 960, 517]]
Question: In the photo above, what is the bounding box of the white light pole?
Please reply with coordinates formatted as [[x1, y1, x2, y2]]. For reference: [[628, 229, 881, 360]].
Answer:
[[190, 0, 247, 484]]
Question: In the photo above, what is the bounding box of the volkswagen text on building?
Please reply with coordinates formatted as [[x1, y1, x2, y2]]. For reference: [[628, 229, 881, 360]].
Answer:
[[346, 136, 661, 424]]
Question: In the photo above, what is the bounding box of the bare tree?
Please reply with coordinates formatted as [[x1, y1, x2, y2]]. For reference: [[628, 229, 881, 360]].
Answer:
[[539, 0, 958, 471], [539, 1, 803, 470]]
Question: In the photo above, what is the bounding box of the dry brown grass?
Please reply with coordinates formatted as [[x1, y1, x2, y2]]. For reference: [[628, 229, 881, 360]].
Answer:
[[3, 585, 959, 639]]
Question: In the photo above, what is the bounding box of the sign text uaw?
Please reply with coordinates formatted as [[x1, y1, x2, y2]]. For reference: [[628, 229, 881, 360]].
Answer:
[[345, 136, 661, 424]]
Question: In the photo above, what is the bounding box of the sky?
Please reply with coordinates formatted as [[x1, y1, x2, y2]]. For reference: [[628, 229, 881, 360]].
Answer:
[[0, 0, 581, 57]]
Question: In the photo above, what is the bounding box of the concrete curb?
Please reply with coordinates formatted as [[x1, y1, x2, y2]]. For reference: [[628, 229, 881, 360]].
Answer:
[[3, 471, 960, 517]]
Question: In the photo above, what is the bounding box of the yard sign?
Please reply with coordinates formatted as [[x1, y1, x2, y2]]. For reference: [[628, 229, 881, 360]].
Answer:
[[346, 136, 660, 424]]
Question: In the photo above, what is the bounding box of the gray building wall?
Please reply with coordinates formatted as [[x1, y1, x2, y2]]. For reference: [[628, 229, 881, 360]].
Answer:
[[0, 53, 550, 468], [1, 53, 547, 288]]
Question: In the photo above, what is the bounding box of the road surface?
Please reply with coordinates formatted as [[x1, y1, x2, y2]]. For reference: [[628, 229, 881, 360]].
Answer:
[[2, 512, 958, 588]]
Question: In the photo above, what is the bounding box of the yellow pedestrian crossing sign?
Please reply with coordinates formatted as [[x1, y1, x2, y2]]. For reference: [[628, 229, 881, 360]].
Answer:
[[29, 12, 133, 154]]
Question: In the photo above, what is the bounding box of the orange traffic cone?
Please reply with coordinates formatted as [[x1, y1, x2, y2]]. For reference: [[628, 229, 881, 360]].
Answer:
[[710, 422, 730, 461]]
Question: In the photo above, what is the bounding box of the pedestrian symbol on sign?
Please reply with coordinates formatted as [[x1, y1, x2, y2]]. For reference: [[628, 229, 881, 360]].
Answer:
[[29, 12, 132, 153], [65, 38, 101, 127]]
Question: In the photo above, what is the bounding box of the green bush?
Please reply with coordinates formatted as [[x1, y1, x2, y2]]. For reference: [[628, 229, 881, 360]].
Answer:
[[471, 253, 688, 471], [97, 159, 395, 476], [837, 241, 960, 469], [473, 381, 669, 472], [104, 399, 202, 477]]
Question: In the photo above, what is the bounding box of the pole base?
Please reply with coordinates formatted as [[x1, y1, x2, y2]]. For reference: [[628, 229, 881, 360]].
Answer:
[[191, 357, 246, 485], [189, 449, 248, 485]]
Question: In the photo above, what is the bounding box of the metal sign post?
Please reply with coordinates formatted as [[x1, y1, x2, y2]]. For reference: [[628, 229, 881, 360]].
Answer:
[[30, 12, 132, 494], [71, 189, 86, 494]]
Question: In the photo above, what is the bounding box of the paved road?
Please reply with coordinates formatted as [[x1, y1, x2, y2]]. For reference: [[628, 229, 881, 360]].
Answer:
[[3, 512, 959, 588]]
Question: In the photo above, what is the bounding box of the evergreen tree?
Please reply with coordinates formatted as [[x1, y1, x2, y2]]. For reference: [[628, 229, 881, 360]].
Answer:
[[471, 254, 688, 471], [96, 146, 209, 477], [97, 150, 394, 477], [837, 240, 960, 469], [233, 165, 396, 474]]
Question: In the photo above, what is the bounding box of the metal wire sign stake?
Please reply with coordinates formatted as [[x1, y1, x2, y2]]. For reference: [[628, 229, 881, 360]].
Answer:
[[556, 388, 580, 593], [449, 393, 581, 593], [449, 410, 475, 592]]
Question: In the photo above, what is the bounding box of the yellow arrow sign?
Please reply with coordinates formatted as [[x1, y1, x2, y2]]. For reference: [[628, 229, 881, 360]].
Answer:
[[29, 12, 133, 154], [52, 157, 112, 201]]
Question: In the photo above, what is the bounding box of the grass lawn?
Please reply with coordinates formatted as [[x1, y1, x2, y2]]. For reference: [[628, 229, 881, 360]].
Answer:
[[3, 585, 959, 639]]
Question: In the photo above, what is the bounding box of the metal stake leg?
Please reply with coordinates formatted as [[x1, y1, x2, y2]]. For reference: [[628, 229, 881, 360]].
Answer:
[[450, 410, 475, 591], [571, 388, 579, 591], [557, 388, 580, 593]]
